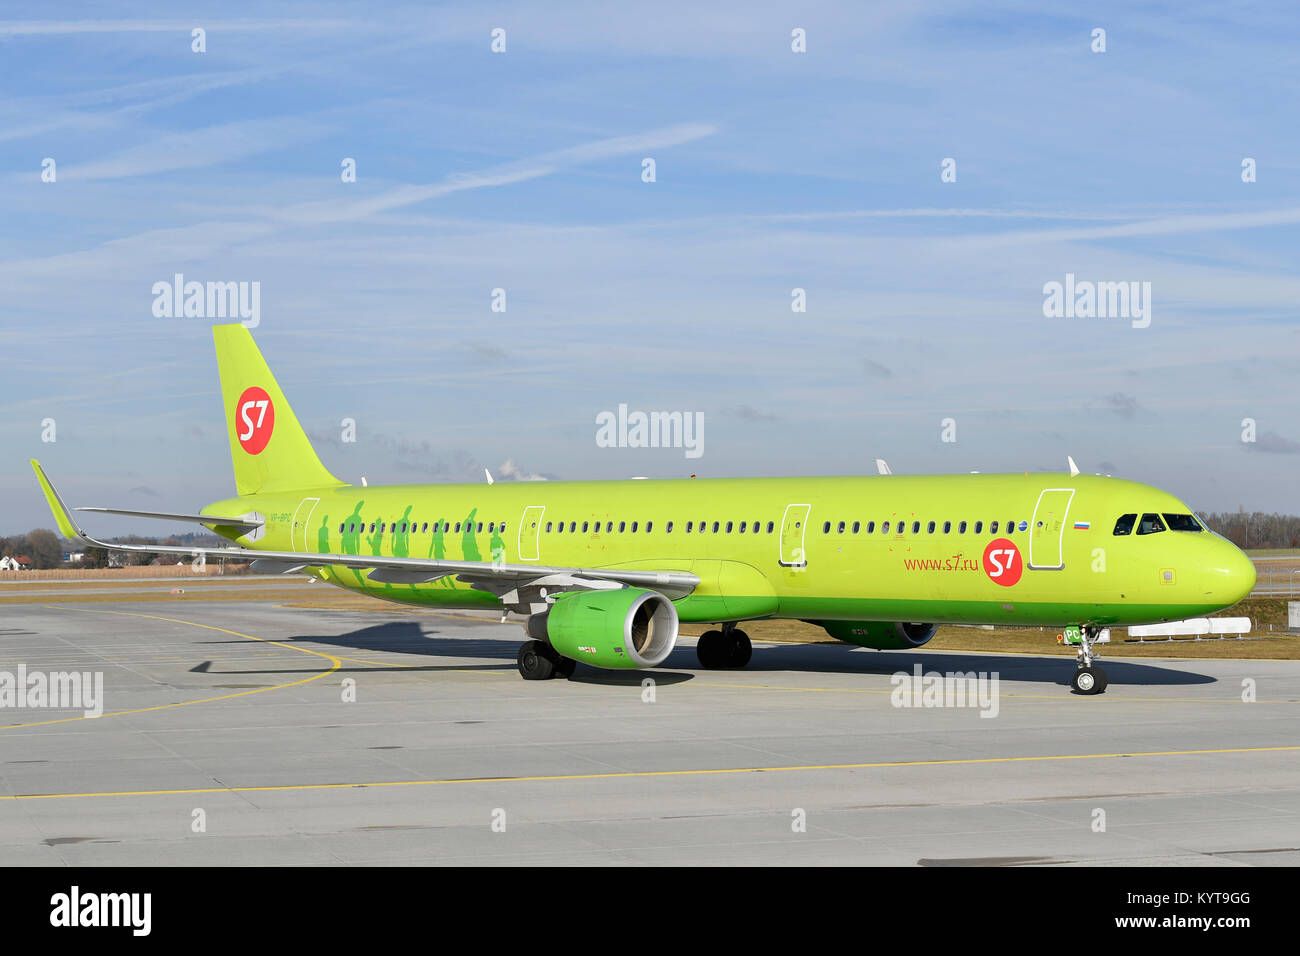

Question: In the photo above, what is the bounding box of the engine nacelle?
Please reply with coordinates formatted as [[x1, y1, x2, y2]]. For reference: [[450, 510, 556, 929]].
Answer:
[[819, 620, 938, 649], [528, 587, 678, 669]]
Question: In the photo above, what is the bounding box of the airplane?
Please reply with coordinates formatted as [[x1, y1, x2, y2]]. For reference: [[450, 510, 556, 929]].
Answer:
[[31, 323, 1256, 695]]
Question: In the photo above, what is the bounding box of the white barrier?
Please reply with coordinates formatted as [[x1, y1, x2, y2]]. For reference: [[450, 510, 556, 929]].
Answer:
[[1127, 617, 1251, 641]]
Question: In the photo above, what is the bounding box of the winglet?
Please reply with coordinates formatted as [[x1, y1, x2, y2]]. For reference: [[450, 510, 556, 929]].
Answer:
[[30, 459, 86, 541]]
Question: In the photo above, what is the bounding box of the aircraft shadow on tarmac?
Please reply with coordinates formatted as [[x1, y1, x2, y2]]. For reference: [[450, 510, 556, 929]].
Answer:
[[671, 642, 1216, 688], [194, 621, 1214, 688]]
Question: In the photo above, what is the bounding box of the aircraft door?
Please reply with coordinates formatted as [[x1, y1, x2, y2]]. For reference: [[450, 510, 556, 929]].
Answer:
[[779, 503, 811, 568], [291, 497, 321, 553], [1028, 488, 1075, 570], [519, 505, 545, 561]]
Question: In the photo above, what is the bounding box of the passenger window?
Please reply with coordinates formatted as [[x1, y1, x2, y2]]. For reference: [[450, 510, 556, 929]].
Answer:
[[631, 521, 638, 532], [606, 521, 613, 532], [837, 521, 845, 533], [501, 523, 507, 534], [339, 523, 345, 533], [618, 521, 626, 532], [1163, 513, 1202, 532], [882, 521, 891, 534], [852, 521, 860, 533], [957, 521, 965, 533], [545, 522, 553, 532], [581, 521, 589, 533], [666, 521, 672, 533], [1137, 513, 1166, 535], [712, 521, 720, 533], [823, 521, 831, 533], [556, 523, 564, 534], [686, 521, 693, 532], [739, 521, 747, 533], [477, 522, 483, 533], [725, 521, 733, 533], [912, 521, 920, 534], [1112, 514, 1136, 536], [990, 521, 998, 534], [943, 521, 951, 534], [866, 521, 875, 534], [646, 521, 653, 532], [927, 521, 935, 533], [767, 521, 775, 533], [974, 521, 982, 534]]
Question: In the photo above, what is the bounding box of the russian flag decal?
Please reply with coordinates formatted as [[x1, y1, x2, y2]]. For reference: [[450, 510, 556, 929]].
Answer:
[[1073, 520, 1091, 530]]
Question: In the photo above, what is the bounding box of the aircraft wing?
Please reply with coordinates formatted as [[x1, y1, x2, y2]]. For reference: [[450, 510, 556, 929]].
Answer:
[[32, 460, 698, 614]]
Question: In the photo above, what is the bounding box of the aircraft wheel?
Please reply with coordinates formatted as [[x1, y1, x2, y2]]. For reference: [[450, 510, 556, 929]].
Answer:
[[1072, 666, 1106, 695], [696, 630, 726, 668], [518, 640, 556, 680], [728, 630, 753, 668], [553, 655, 577, 679]]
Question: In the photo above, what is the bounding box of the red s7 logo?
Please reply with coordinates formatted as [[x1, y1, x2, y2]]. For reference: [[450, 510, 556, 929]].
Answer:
[[982, 538, 1023, 586], [235, 386, 274, 455]]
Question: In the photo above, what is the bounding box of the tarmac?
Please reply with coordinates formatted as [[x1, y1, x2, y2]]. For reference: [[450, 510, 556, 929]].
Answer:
[[1, 599, 1298, 866]]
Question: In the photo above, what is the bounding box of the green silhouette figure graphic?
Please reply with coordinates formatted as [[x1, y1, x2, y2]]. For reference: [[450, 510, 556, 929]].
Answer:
[[489, 524, 506, 567], [340, 501, 365, 555], [392, 505, 413, 558], [317, 515, 330, 554], [427, 518, 455, 588], [365, 519, 385, 556], [461, 509, 481, 562]]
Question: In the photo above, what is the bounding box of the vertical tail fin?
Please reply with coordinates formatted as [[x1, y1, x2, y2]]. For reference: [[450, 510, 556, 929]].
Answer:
[[213, 324, 343, 496]]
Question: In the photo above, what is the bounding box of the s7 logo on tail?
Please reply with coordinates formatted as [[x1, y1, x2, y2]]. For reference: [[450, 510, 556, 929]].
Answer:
[[236, 386, 275, 454]]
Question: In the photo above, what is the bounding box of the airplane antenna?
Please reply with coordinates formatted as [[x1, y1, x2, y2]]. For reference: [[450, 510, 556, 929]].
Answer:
[[361, 476, 368, 487], [485, 468, 494, 485], [1067, 456, 1080, 477], [875, 459, 892, 475]]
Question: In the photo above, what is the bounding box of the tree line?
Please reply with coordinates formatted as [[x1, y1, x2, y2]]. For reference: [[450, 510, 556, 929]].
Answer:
[[1199, 512, 1300, 551], [0, 530, 230, 570]]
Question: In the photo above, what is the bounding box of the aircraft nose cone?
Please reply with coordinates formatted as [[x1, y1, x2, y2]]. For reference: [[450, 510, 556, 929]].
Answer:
[[1216, 541, 1256, 605]]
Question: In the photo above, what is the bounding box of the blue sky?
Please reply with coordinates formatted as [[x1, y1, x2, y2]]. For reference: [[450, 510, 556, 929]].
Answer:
[[2, 1, 1299, 535]]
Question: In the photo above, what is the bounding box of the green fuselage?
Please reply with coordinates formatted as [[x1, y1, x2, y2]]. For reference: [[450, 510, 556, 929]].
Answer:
[[203, 472, 1255, 629]]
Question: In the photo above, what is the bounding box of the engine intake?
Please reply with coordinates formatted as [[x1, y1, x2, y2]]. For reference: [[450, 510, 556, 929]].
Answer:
[[528, 587, 678, 669]]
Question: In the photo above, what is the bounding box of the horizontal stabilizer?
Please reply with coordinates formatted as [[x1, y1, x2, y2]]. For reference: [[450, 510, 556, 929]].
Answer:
[[76, 507, 263, 533]]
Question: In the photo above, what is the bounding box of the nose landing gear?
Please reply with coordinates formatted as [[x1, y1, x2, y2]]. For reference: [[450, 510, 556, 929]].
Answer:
[[1069, 625, 1109, 695]]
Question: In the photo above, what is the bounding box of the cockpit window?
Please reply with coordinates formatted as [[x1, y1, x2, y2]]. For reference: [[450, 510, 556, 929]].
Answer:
[[1136, 513, 1166, 535], [1113, 513, 1136, 536], [1163, 513, 1203, 532]]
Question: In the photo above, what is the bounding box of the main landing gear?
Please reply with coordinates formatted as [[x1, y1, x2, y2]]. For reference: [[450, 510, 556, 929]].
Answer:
[[696, 623, 752, 669], [517, 640, 577, 681], [1071, 625, 1108, 695]]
